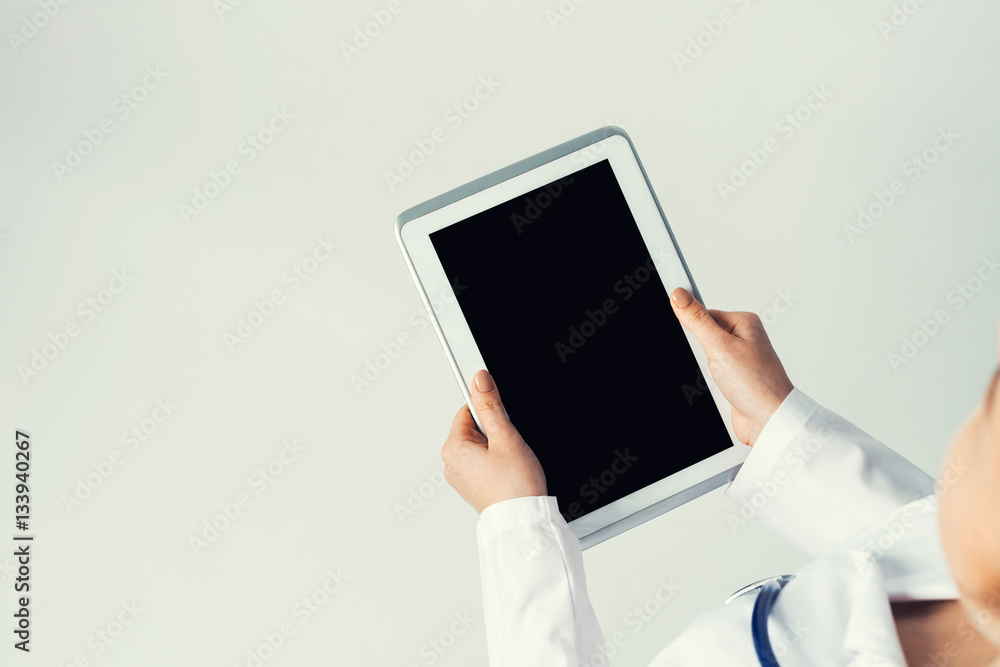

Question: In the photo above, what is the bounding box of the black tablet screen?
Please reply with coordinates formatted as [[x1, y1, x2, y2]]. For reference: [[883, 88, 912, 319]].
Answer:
[[430, 159, 731, 523]]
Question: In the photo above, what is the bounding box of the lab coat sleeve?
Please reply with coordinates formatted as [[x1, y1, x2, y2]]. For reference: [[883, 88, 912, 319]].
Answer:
[[477, 495, 607, 667], [725, 388, 936, 558]]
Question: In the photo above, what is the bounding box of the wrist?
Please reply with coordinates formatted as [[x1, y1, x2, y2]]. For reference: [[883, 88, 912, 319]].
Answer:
[[763, 382, 794, 422], [738, 382, 794, 446]]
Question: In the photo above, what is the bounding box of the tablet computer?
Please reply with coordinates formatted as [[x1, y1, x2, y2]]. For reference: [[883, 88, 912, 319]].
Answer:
[[394, 127, 748, 548]]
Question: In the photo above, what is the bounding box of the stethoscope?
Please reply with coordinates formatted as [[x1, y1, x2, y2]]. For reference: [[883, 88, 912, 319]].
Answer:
[[725, 574, 796, 666]]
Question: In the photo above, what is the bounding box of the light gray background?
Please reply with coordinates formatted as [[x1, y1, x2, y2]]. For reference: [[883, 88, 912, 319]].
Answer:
[[2, 1, 999, 665]]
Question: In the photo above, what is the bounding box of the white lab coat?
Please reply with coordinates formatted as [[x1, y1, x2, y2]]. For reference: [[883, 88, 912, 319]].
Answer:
[[476, 389, 956, 665]]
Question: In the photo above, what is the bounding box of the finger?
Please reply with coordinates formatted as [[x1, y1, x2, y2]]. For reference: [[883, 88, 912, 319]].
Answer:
[[708, 310, 764, 340], [441, 434, 485, 483], [706, 309, 744, 336], [470, 369, 517, 444], [442, 406, 486, 467], [670, 288, 726, 347], [449, 405, 486, 445]]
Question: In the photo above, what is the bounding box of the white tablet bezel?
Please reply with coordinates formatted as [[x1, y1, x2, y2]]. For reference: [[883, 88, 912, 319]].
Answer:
[[395, 127, 749, 548]]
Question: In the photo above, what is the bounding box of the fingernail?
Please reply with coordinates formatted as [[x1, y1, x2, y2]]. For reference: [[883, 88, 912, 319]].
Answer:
[[671, 287, 693, 308], [475, 370, 495, 392]]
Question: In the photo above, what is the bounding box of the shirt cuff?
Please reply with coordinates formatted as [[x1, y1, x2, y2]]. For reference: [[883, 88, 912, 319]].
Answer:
[[478, 496, 563, 540], [727, 388, 819, 497]]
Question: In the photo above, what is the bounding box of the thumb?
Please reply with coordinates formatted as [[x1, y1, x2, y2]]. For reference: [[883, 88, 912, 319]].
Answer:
[[670, 287, 725, 347], [471, 370, 516, 443]]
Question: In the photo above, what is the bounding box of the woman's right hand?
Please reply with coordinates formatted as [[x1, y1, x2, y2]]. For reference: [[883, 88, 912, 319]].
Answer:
[[669, 287, 794, 446]]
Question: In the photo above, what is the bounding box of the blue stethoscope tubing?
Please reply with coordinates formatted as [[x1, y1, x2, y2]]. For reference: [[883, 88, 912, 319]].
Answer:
[[726, 573, 796, 666], [752, 579, 788, 666]]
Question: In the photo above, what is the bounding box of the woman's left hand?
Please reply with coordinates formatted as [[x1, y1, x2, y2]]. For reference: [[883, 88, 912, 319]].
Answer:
[[441, 370, 547, 514]]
